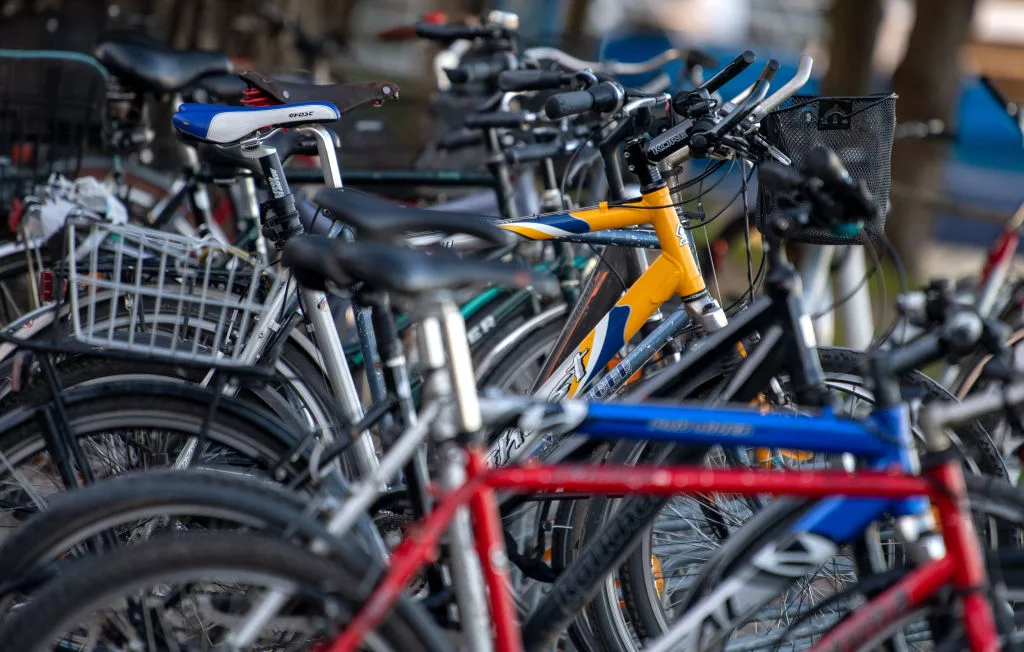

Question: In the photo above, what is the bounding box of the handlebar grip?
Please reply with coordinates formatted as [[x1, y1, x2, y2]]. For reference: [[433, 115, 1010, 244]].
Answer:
[[544, 81, 623, 119], [415, 22, 486, 41], [437, 128, 484, 150], [757, 161, 804, 193], [545, 89, 595, 119], [444, 54, 513, 86], [806, 146, 875, 217], [805, 146, 853, 189], [498, 69, 568, 91], [758, 59, 781, 83], [697, 50, 755, 95], [888, 332, 944, 376], [464, 111, 530, 129], [506, 139, 564, 164], [685, 48, 718, 71]]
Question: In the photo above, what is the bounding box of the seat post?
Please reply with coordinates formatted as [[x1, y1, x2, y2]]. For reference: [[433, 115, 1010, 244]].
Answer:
[[296, 125, 343, 189]]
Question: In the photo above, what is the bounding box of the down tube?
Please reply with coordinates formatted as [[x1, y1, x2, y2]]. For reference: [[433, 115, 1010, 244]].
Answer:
[[533, 255, 680, 402]]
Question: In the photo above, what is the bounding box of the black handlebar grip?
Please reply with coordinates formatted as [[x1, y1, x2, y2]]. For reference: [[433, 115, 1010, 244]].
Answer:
[[805, 146, 852, 189], [544, 81, 622, 119], [805, 146, 875, 217], [758, 59, 781, 83], [757, 161, 804, 194], [685, 48, 718, 71], [545, 89, 595, 119], [437, 128, 485, 150], [498, 69, 568, 92], [444, 54, 513, 86], [415, 22, 486, 41], [506, 140, 564, 164], [698, 50, 755, 95], [589, 81, 624, 113], [464, 111, 530, 129]]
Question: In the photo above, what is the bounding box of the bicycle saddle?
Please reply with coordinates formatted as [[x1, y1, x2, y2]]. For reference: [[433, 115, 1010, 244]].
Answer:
[[95, 40, 233, 94], [192, 73, 248, 102], [238, 71, 399, 114], [314, 188, 516, 246], [283, 236, 556, 296], [173, 102, 340, 144]]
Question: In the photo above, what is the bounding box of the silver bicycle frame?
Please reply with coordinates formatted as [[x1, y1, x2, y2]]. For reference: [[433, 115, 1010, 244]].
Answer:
[[174, 126, 379, 478]]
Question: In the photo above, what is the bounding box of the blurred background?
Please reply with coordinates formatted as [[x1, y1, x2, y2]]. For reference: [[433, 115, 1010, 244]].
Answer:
[[2, 0, 1023, 283]]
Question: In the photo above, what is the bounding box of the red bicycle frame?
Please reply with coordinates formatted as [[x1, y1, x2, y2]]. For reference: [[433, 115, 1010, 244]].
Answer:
[[327, 448, 999, 652]]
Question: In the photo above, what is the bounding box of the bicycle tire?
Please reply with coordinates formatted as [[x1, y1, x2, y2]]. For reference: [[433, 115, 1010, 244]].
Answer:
[[0, 338, 341, 446], [476, 317, 563, 392], [0, 531, 447, 652], [529, 346, 1004, 651], [659, 473, 1024, 651], [0, 468, 366, 612], [0, 381, 307, 533]]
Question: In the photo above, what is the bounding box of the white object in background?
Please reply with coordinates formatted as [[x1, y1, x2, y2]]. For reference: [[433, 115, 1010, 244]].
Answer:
[[19, 174, 129, 240]]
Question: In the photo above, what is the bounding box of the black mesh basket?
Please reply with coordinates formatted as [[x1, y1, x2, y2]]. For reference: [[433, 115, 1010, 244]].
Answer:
[[757, 93, 896, 245], [0, 50, 107, 226]]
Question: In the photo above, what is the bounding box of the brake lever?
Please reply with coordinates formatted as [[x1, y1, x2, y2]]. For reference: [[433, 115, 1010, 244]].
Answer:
[[750, 133, 792, 165]]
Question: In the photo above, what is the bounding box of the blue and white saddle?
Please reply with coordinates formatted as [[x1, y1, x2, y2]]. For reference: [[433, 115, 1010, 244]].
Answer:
[[173, 102, 340, 144]]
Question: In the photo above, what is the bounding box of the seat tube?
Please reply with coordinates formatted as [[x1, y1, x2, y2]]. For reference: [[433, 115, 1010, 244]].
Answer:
[[430, 298, 492, 652], [249, 140, 379, 478], [300, 288, 380, 478]]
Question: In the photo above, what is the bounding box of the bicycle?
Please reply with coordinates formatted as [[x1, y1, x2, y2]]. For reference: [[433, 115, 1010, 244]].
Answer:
[[1, 150, 1018, 651]]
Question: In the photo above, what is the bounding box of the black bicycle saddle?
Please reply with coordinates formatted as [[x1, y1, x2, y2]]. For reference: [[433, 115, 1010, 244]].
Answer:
[[283, 236, 556, 296], [95, 40, 232, 94], [313, 188, 515, 247]]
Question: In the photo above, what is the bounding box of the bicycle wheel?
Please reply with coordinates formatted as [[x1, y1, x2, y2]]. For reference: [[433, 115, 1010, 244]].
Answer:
[[658, 474, 1024, 651], [0, 531, 447, 652], [0, 468, 354, 616], [475, 317, 562, 393], [0, 381, 305, 539], [540, 347, 1004, 652], [0, 337, 341, 449]]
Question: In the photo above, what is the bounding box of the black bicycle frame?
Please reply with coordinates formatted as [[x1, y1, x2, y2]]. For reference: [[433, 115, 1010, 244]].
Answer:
[[520, 254, 830, 649]]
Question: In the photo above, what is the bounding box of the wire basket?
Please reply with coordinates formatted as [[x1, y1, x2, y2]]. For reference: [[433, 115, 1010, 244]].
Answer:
[[757, 93, 897, 244], [59, 217, 285, 369], [0, 50, 108, 229]]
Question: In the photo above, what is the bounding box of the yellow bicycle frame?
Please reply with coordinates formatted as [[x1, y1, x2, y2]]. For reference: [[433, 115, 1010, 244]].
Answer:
[[500, 184, 716, 400]]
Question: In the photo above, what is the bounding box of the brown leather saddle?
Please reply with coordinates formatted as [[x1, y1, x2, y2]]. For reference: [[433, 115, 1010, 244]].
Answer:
[[238, 71, 400, 114]]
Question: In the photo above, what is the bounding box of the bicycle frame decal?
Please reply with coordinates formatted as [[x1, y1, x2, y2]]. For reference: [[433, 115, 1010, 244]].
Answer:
[[497, 186, 706, 402]]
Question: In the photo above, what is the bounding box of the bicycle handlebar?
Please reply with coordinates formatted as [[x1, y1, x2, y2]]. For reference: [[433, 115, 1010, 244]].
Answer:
[[748, 54, 813, 123], [498, 69, 571, 92], [544, 81, 624, 119], [695, 50, 756, 95], [444, 53, 514, 85], [506, 138, 565, 164], [416, 22, 506, 42], [523, 46, 707, 76], [464, 110, 532, 129]]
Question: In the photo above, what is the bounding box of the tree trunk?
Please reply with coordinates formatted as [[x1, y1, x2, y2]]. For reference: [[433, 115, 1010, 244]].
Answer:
[[889, 0, 977, 281], [820, 0, 884, 96]]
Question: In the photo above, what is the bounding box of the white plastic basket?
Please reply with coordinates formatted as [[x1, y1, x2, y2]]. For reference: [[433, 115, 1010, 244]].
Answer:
[[63, 217, 284, 368]]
